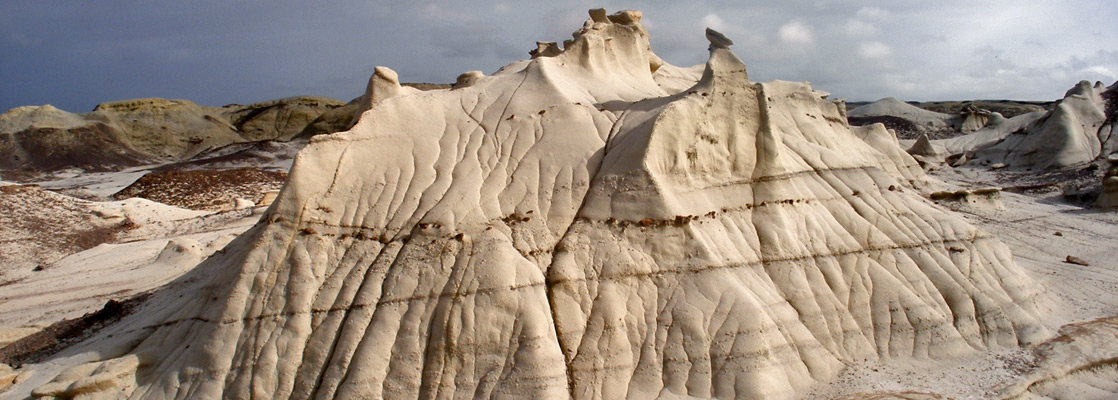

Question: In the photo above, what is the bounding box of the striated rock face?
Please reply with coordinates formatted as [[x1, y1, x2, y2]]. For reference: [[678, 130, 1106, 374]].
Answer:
[[1102, 81, 1118, 157], [31, 9, 1046, 400]]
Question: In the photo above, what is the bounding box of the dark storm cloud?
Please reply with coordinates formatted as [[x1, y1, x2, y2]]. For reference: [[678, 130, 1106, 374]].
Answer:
[[1, 1, 1115, 113]]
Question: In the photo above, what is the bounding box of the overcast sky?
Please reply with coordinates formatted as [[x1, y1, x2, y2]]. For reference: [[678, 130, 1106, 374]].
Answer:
[[2, 1, 1115, 113]]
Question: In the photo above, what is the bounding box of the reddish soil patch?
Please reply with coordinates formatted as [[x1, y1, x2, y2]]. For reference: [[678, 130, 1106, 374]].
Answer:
[[112, 168, 286, 211]]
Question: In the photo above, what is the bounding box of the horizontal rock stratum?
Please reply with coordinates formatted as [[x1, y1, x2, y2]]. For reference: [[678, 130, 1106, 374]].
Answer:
[[26, 9, 1047, 399]]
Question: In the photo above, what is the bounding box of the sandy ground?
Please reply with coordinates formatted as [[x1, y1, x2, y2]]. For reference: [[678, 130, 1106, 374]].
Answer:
[[0, 221, 255, 329], [32, 168, 152, 200], [0, 176, 265, 346]]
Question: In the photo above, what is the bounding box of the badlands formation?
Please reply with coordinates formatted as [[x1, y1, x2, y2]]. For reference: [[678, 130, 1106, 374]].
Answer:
[[1, 8, 1116, 400], [851, 81, 1116, 171], [937, 81, 1115, 170], [0, 96, 347, 173]]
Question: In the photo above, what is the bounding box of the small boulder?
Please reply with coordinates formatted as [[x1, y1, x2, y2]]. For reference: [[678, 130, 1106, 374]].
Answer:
[[1065, 255, 1090, 266]]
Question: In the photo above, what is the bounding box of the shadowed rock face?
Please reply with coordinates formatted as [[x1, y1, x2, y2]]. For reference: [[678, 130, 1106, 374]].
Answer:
[[30, 9, 1046, 400], [1097, 157, 1118, 209], [226, 96, 347, 142], [0, 122, 148, 172]]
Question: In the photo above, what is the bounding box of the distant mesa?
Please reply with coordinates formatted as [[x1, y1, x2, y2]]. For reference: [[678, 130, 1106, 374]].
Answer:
[[0, 89, 446, 177], [225, 96, 346, 141], [0, 96, 335, 174]]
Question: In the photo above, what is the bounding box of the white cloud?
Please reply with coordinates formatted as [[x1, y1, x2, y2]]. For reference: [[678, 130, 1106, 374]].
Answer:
[[856, 7, 890, 20], [491, 3, 511, 14], [779, 20, 812, 46], [701, 13, 727, 32], [417, 4, 474, 23], [5, 32, 40, 47], [1083, 66, 1117, 81], [857, 41, 892, 59], [844, 19, 880, 37]]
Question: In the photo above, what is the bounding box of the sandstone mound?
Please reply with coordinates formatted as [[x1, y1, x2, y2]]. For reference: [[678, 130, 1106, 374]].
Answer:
[[848, 98, 957, 139], [940, 81, 1115, 169], [19, 9, 1047, 399], [849, 98, 955, 127], [907, 133, 946, 167], [90, 98, 245, 159], [996, 316, 1118, 399]]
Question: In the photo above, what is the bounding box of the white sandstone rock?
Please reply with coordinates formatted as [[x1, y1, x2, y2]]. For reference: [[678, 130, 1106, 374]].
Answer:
[[351, 66, 422, 128]]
